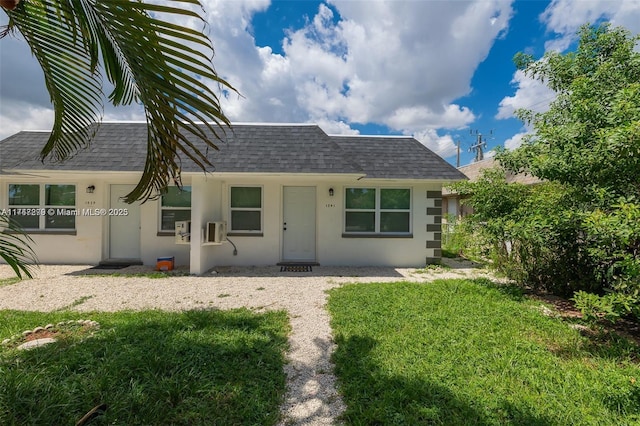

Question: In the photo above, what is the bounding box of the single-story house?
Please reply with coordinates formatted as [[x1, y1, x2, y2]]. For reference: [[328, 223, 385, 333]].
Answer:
[[0, 122, 466, 274]]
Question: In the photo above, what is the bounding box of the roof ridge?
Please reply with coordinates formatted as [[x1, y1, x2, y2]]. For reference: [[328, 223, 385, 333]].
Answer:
[[0, 123, 465, 180], [97, 121, 319, 127], [329, 134, 413, 139]]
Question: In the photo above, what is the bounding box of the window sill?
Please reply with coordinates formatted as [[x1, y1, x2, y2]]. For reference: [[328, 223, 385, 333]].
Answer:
[[342, 233, 413, 239], [6, 230, 77, 236], [227, 232, 263, 237], [157, 231, 176, 237]]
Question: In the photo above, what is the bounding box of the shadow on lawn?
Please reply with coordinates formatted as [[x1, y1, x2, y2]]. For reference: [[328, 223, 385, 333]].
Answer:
[[0, 309, 288, 425], [548, 318, 640, 363], [471, 278, 640, 367], [469, 279, 640, 366], [280, 335, 345, 425], [333, 335, 554, 425]]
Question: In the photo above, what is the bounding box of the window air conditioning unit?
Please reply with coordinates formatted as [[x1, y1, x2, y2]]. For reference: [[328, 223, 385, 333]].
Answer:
[[205, 221, 227, 244], [175, 220, 191, 244]]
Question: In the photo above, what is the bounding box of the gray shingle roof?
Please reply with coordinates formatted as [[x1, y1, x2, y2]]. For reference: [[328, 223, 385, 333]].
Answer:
[[0, 122, 464, 180], [332, 135, 467, 180]]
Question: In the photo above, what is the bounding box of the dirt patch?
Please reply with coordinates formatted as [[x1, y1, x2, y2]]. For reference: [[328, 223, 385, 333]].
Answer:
[[528, 291, 640, 346], [612, 319, 640, 346], [2, 320, 101, 350], [529, 293, 583, 318], [23, 329, 60, 342]]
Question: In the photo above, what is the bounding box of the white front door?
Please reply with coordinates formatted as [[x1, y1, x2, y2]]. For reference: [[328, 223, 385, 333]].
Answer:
[[109, 185, 141, 259], [282, 186, 316, 262]]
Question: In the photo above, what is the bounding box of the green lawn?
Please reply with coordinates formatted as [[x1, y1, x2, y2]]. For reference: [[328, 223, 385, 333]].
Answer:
[[0, 309, 289, 425], [328, 279, 640, 425]]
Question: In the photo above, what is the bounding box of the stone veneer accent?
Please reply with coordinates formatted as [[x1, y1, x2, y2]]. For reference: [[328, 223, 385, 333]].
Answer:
[[425, 190, 442, 264]]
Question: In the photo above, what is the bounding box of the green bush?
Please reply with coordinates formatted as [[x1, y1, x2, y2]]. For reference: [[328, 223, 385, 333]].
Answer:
[[441, 214, 486, 260], [573, 201, 640, 321], [573, 290, 638, 324], [451, 170, 594, 295], [451, 24, 640, 323]]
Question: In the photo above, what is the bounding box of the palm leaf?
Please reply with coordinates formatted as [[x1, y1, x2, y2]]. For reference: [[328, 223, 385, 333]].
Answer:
[[4, 0, 236, 202], [5, 0, 103, 160], [0, 215, 37, 279]]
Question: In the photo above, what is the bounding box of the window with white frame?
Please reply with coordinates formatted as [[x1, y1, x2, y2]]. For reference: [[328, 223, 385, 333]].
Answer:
[[344, 188, 411, 234], [8, 184, 76, 230], [230, 186, 262, 232], [160, 186, 191, 231]]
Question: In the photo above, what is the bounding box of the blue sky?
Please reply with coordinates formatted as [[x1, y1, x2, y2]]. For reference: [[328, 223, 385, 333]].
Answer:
[[1, 0, 639, 167]]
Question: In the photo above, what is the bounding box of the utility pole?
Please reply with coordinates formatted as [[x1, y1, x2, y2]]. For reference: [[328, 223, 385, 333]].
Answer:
[[456, 139, 461, 168], [469, 129, 490, 162]]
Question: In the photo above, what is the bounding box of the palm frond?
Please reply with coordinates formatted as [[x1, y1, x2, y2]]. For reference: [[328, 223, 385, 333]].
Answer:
[[7, 0, 103, 161], [5, 0, 237, 202], [0, 215, 37, 279]]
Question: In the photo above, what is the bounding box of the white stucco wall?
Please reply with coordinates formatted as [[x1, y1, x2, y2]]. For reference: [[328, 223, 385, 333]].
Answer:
[[0, 172, 189, 266], [316, 182, 443, 267], [187, 175, 443, 273], [191, 176, 294, 270], [0, 174, 107, 264], [1, 172, 444, 272]]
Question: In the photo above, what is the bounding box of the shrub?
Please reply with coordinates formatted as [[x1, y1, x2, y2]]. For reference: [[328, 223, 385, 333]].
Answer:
[[453, 25, 640, 322]]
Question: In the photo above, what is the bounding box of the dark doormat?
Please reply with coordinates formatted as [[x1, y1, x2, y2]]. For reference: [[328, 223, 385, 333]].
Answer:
[[89, 264, 130, 270], [280, 265, 313, 272]]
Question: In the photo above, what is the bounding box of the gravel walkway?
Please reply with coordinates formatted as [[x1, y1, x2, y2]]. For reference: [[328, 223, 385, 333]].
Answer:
[[0, 261, 492, 425]]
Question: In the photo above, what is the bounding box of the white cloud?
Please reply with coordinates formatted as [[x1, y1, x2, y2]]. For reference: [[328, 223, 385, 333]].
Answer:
[[198, 0, 304, 122], [316, 119, 360, 135], [540, 0, 640, 52], [504, 132, 527, 150], [411, 129, 459, 159], [0, 104, 54, 140], [1, 0, 516, 146], [387, 105, 475, 131], [496, 0, 640, 151], [484, 149, 497, 159], [495, 70, 555, 120], [0, 1, 263, 140], [280, 0, 513, 131]]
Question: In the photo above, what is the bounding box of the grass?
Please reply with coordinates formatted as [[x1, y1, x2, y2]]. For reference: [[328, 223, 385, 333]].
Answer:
[[88, 271, 182, 279], [0, 277, 21, 287], [0, 309, 289, 425], [56, 295, 95, 311], [414, 263, 452, 273], [442, 217, 465, 259], [328, 278, 640, 425]]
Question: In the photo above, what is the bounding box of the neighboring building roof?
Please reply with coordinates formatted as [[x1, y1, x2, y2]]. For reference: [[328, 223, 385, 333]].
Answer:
[[0, 122, 465, 181], [456, 158, 497, 182], [458, 157, 540, 185], [442, 157, 540, 196]]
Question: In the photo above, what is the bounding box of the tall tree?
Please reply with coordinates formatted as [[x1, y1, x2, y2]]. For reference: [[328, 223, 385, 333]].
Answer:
[[494, 23, 640, 320], [499, 23, 640, 205]]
